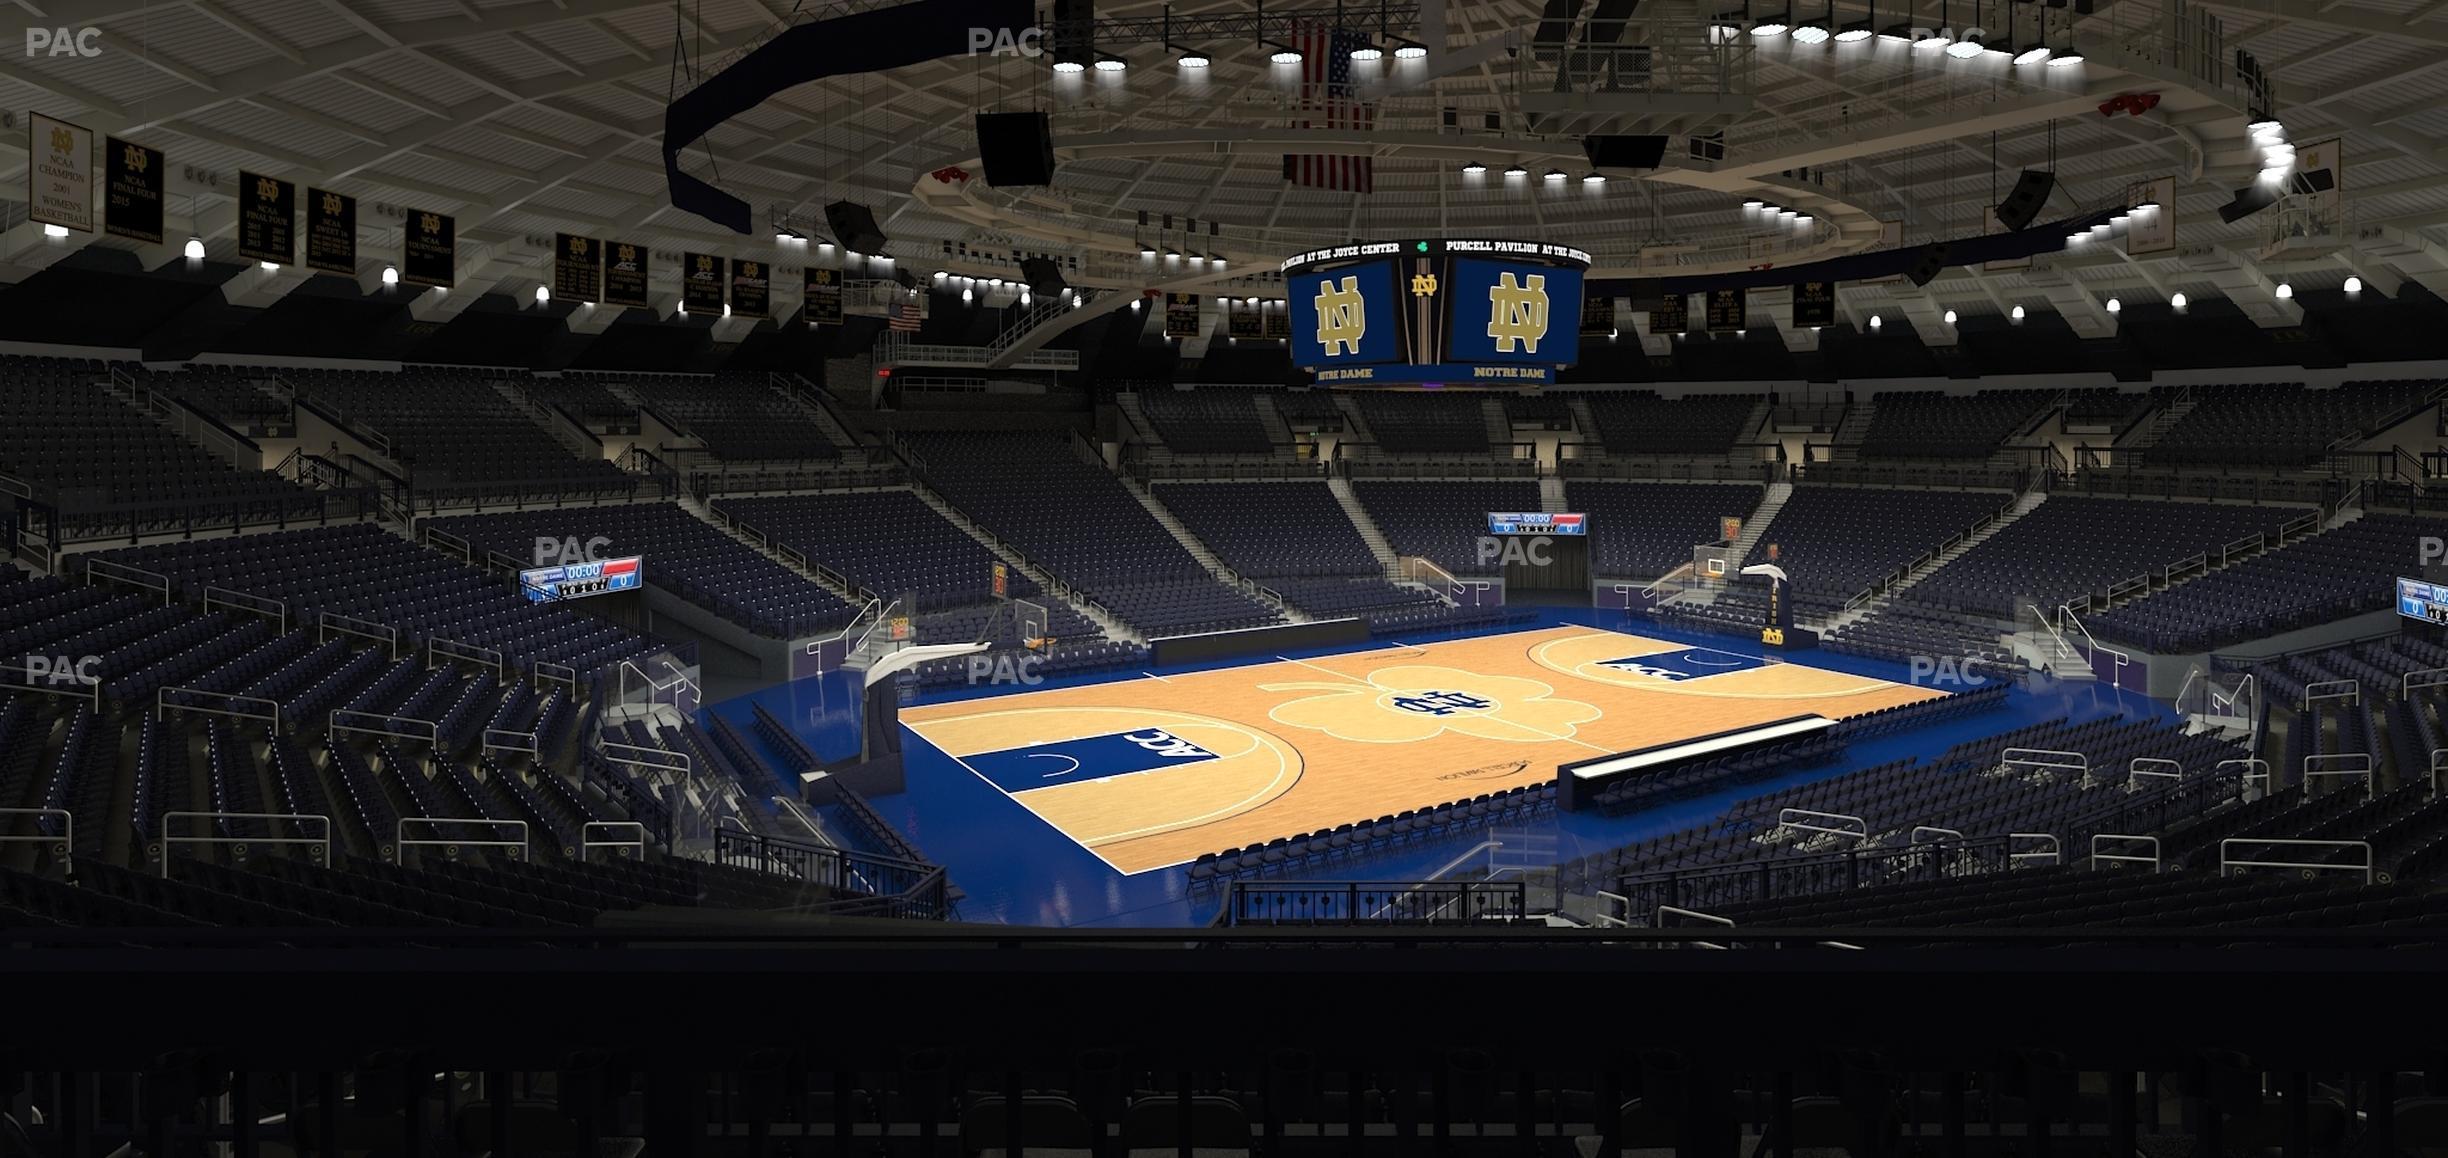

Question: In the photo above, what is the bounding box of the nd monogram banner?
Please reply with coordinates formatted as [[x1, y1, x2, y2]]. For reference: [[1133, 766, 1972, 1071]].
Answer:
[[306, 188, 357, 274]]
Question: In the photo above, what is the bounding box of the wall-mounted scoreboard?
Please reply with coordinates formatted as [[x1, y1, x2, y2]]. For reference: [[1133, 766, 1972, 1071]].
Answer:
[[1280, 239, 1590, 387]]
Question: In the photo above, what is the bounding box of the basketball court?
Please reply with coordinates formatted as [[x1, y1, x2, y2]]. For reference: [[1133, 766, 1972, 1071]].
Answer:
[[901, 624, 1945, 874]]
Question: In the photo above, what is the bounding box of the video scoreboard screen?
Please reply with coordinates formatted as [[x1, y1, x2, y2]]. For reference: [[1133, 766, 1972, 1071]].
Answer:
[[2400, 577, 2448, 624], [521, 556, 643, 603], [1281, 239, 1590, 387], [1488, 512, 1588, 535]]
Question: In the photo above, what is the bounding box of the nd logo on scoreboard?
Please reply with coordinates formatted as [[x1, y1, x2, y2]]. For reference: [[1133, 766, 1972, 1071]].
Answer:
[[1314, 275, 1368, 356], [1487, 272, 1550, 354]]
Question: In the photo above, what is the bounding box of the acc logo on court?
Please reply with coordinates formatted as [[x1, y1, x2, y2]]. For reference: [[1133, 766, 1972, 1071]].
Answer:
[[1313, 275, 1367, 356], [962, 728, 1219, 794], [1487, 272, 1549, 354], [1263, 665, 1598, 745], [1595, 649, 1772, 682]]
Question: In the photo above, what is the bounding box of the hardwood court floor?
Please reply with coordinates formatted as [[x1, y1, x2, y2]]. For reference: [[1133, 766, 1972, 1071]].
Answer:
[[899, 625, 1945, 874]]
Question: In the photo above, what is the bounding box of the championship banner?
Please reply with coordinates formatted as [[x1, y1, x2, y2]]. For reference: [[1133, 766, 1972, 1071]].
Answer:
[[1226, 299, 1263, 339], [730, 257, 770, 318], [29, 113, 94, 233], [1580, 291, 1614, 336], [1704, 287, 1746, 333], [553, 233, 601, 304], [1164, 292, 1201, 338], [306, 188, 356, 274], [1651, 291, 1688, 335], [103, 137, 163, 244], [1262, 301, 1291, 341], [682, 252, 725, 313], [237, 171, 295, 266], [2125, 176, 2177, 256], [991, 561, 1009, 600], [604, 241, 650, 308], [402, 209, 455, 288], [1720, 516, 1743, 543], [1791, 279, 1836, 328], [804, 266, 843, 325]]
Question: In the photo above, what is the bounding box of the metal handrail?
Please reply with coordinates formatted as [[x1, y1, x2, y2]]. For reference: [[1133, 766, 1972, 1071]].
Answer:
[[1910, 826, 1966, 844], [320, 611, 401, 659], [2129, 758, 2184, 784], [580, 821, 648, 862], [395, 817, 530, 865], [1776, 808, 1867, 842], [2303, 679, 2360, 711], [1655, 905, 1737, 948], [2008, 832, 2061, 867], [0, 807, 72, 862], [160, 811, 330, 875], [2088, 833, 2161, 872], [204, 586, 288, 635], [158, 686, 279, 729], [2219, 838, 2374, 884], [330, 710, 439, 750], [2302, 753, 2375, 800], [83, 557, 173, 605]]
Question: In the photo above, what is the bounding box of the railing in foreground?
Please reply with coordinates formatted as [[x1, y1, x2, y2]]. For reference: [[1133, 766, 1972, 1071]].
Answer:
[[1608, 836, 2021, 926], [713, 828, 950, 920], [1221, 880, 1528, 925]]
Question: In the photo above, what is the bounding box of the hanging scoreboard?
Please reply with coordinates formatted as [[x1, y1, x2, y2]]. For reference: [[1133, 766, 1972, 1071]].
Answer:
[[1280, 239, 1591, 386]]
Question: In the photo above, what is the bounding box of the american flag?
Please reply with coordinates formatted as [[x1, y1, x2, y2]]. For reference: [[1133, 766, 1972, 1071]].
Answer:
[[1280, 25, 1376, 194], [889, 299, 921, 331]]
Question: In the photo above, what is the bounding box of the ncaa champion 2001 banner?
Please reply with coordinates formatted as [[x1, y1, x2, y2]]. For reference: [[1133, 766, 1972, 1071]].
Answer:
[[28, 112, 94, 233]]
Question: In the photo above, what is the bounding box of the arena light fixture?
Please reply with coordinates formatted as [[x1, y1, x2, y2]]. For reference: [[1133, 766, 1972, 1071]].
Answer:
[[2105, 297, 2121, 313], [2010, 304, 2026, 323], [962, 287, 974, 303], [1835, 1, 1874, 42], [1868, 314, 1883, 329], [1266, 41, 1303, 65], [1093, 53, 1127, 72], [2275, 282, 2294, 299], [1946, 30, 1984, 57], [1393, 38, 1429, 59], [1583, 172, 1606, 186], [1052, 59, 1086, 74], [43, 223, 68, 238], [1795, 213, 1814, 225], [2067, 229, 2087, 244], [183, 236, 205, 261], [2345, 276, 2364, 295], [2248, 118, 2283, 138], [1349, 41, 1384, 61], [381, 265, 399, 286], [2169, 291, 2188, 312], [1504, 163, 1530, 178], [1462, 161, 1488, 175], [1173, 45, 1210, 67], [1020, 289, 1033, 306], [535, 285, 549, 304], [1545, 169, 1568, 183], [1752, 11, 1790, 37], [2013, 43, 2050, 65], [259, 261, 278, 272], [1943, 309, 1958, 324], [1609, 328, 1620, 340], [1742, 198, 1765, 210], [934, 270, 948, 281]]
